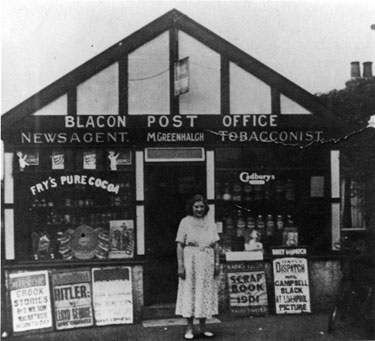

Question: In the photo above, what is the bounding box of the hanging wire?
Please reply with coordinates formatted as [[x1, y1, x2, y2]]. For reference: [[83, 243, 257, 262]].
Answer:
[[128, 68, 169, 81], [128, 61, 220, 81], [190, 60, 221, 71]]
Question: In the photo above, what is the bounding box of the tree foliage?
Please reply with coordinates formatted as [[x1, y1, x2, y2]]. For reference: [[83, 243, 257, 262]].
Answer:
[[316, 77, 375, 229]]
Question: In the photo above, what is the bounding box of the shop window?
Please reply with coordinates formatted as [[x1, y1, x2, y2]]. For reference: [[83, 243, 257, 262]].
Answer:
[[13, 148, 135, 262], [128, 32, 169, 115], [341, 178, 366, 230], [215, 147, 329, 255], [179, 32, 220, 115]]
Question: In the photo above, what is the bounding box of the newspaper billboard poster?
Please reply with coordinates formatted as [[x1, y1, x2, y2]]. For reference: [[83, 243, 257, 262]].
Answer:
[[272, 247, 311, 314], [9, 270, 53, 333], [226, 261, 268, 316], [92, 267, 133, 325], [51, 270, 93, 330]]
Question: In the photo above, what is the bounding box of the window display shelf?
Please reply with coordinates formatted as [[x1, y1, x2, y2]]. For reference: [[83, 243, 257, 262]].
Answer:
[[3, 257, 146, 270]]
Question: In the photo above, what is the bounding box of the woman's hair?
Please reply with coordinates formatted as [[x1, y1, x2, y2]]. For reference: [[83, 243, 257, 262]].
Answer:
[[185, 194, 209, 216]]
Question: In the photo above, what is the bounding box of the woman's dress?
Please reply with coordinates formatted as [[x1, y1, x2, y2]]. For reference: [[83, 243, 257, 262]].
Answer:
[[175, 215, 220, 318]]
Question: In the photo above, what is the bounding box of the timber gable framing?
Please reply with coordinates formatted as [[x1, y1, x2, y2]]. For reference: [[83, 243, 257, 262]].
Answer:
[[2, 9, 344, 131]]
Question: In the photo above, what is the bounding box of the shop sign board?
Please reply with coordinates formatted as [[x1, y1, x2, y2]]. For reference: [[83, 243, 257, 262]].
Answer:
[[271, 247, 311, 314], [226, 253, 268, 316], [8, 270, 53, 333], [7, 114, 333, 147], [51, 270, 93, 330], [92, 267, 133, 325]]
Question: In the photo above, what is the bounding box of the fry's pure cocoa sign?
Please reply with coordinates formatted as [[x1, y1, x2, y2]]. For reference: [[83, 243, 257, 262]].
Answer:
[[29, 175, 120, 195]]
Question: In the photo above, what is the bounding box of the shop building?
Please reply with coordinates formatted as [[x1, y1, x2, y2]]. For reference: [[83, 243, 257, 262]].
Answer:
[[1, 9, 357, 335]]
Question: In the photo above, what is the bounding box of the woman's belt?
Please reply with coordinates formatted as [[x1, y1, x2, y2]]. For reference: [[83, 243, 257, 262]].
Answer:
[[186, 243, 213, 251]]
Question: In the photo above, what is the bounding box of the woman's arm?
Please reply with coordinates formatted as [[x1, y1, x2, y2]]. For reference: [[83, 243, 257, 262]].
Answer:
[[214, 241, 220, 277], [176, 242, 185, 279]]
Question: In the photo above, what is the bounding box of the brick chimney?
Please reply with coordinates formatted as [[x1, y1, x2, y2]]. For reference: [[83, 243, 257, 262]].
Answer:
[[350, 61, 361, 78], [362, 61, 373, 78]]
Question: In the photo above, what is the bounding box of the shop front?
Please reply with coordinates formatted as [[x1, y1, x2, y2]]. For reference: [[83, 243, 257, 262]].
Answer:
[[1, 9, 352, 336]]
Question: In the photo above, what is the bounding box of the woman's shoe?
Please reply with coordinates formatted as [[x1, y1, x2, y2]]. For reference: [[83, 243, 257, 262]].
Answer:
[[184, 329, 194, 340], [200, 330, 214, 338]]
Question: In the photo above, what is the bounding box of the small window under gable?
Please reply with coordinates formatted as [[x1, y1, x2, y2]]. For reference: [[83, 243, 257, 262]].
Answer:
[[77, 63, 119, 115], [230, 62, 271, 115], [179, 32, 220, 115], [128, 32, 169, 116], [280, 94, 312, 115], [32, 95, 67, 116]]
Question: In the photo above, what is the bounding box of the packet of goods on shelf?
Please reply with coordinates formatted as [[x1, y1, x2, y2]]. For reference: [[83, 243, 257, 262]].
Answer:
[[282, 227, 298, 246], [32, 231, 52, 260]]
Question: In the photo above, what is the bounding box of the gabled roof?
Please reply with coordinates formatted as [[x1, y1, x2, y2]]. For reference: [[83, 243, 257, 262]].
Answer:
[[2, 9, 343, 130]]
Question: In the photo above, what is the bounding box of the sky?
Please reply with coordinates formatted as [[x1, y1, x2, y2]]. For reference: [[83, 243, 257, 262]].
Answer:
[[1, 0, 375, 114]]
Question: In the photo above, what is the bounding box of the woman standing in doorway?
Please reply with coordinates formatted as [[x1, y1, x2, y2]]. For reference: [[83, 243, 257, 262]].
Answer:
[[175, 194, 220, 340]]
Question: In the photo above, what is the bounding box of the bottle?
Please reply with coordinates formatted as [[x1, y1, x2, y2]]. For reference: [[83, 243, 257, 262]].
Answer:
[[246, 215, 255, 232], [224, 216, 235, 237], [243, 183, 253, 202], [222, 182, 232, 201], [233, 183, 242, 202], [254, 185, 263, 201], [264, 182, 272, 201], [236, 210, 246, 237], [256, 215, 265, 241], [215, 182, 222, 200], [266, 214, 275, 238], [276, 215, 284, 245], [275, 180, 285, 201], [285, 179, 295, 201]]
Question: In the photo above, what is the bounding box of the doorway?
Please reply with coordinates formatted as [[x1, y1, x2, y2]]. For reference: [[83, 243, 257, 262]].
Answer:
[[145, 163, 206, 305]]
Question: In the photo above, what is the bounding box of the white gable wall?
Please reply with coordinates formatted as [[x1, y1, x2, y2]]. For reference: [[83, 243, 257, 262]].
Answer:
[[280, 94, 312, 114], [230, 63, 271, 115], [32, 95, 67, 116], [30, 31, 315, 118], [77, 63, 119, 115], [179, 32, 220, 115], [128, 32, 169, 115]]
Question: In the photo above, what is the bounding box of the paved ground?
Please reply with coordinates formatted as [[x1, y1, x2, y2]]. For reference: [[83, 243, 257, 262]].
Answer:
[[3, 313, 374, 341]]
